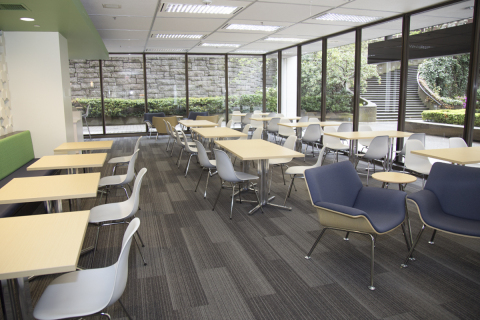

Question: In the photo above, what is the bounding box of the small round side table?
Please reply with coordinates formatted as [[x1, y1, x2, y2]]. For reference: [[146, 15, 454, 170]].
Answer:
[[371, 172, 417, 191]]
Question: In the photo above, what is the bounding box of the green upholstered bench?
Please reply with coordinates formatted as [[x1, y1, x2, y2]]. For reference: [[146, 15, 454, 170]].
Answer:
[[0, 131, 56, 217]]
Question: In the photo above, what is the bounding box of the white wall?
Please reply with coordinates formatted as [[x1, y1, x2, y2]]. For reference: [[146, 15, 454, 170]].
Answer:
[[281, 56, 297, 118], [4, 32, 73, 157]]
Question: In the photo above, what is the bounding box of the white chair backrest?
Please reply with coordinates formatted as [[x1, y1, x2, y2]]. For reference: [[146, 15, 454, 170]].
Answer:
[[253, 110, 261, 114], [449, 137, 468, 148], [299, 116, 309, 123], [267, 117, 281, 131], [283, 135, 297, 150], [232, 111, 242, 122], [217, 117, 224, 126], [358, 125, 373, 147], [133, 136, 142, 152], [242, 113, 252, 124], [250, 119, 263, 129], [337, 123, 353, 132], [123, 168, 147, 219], [268, 112, 277, 117], [252, 127, 263, 139], [180, 131, 196, 153], [302, 124, 322, 142], [400, 133, 426, 157], [277, 114, 285, 118], [364, 135, 389, 159], [308, 118, 320, 123], [226, 120, 233, 128], [239, 124, 251, 140], [405, 140, 430, 170], [195, 141, 215, 168], [124, 150, 139, 184], [213, 149, 240, 183], [323, 126, 341, 146], [175, 128, 184, 146], [108, 217, 140, 307], [278, 119, 294, 136], [314, 146, 326, 167]]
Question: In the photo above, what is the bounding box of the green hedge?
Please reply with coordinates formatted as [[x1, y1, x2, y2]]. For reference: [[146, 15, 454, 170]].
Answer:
[[422, 109, 480, 126]]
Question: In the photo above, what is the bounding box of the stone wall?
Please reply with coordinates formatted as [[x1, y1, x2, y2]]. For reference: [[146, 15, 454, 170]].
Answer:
[[69, 55, 277, 101], [0, 32, 13, 135]]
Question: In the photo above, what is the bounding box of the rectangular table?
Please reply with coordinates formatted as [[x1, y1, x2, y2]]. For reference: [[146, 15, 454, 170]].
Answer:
[[179, 120, 218, 128], [27, 153, 107, 173], [411, 146, 480, 165], [0, 173, 101, 213], [192, 127, 247, 139], [0, 211, 90, 320], [215, 139, 304, 213], [278, 121, 343, 128], [54, 140, 113, 155], [323, 130, 412, 170]]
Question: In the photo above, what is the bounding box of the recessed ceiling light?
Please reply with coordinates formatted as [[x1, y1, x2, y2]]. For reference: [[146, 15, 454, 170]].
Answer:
[[162, 3, 239, 14], [145, 48, 188, 52], [20, 17, 34, 22], [264, 37, 304, 42], [102, 4, 121, 9], [225, 24, 282, 32], [234, 50, 267, 54], [200, 43, 240, 47], [152, 34, 203, 39], [315, 13, 380, 23]]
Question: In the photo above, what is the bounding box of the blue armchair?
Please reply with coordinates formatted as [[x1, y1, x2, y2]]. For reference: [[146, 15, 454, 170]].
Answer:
[[304, 161, 410, 290], [187, 112, 208, 120], [402, 162, 480, 267]]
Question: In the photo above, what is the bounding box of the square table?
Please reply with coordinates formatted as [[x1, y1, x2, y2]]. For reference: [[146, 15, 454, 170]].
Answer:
[[0, 210, 90, 320], [0, 173, 100, 213], [27, 153, 107, 174], [250, 116, 301, 140], [215, 139, 304, 213], [192, 127, 248, 150], [323, 130, 412, 170], [178, 119, 218, 128], [411, 146, 480, 165], [54, 140, 113, 155]]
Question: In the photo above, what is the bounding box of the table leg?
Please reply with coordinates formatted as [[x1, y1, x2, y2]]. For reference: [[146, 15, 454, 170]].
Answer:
[[387, 137, 394, 171], [263, 122, 268, 141], [1, 279, 16, 320], [16, 278, 33, 320]]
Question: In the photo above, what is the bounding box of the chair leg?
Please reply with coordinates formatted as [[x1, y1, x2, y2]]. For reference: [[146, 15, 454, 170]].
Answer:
[[177, 148, 184, 167], [112, 164, 118, 176], [204, 170, 212, 199], [133, 234, 147, 266], [252, 184, 264, 213], [195, 168, 205, 193], [305, 228, 327, 258], [122, 186, 130, 199], [212, 186, 223, 211], [84, 117, 92, 140], [185, 153, 195, 177], [344, 232, 350, 240], [428, 229, 437, 245], [283, 175, 296, 206], [100, 312, 111, 319], [366, 161, 370, 186], [280, 165, 285, 185], [401, 224, 426, 268], [117, 299, 133, 320], [230, 184, 236, 219], [368, 234, 375, 291], [90, 224, 101, 268], [268, 166, 274, 195]]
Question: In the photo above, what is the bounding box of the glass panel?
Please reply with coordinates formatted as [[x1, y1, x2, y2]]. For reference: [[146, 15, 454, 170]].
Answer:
[[228, 55, 263, 126], [69, 59, 102, 135], [188, 55, 226, 124], [360, 19, 403, 135], [409, 1, 474, 149], [326, 32, 355, 122], [475, 21, 480, 147], [103, 54, 145, 134], [281, 48, 298, 117], [301, 41, 322, 119], [266, 53, 278, 114], [145, 54, 186, 117]]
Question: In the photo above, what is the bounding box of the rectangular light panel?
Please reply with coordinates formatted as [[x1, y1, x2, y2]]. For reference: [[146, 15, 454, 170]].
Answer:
[[163, 3, 238, 14], [200, 43, 240, 47], [315, 13, 381, 23], [226, 24, 281, 32], [264, 37, 304, 42], [152, 34, 203, 39]]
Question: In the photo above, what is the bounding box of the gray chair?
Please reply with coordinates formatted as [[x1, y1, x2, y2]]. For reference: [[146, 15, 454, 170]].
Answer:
[[266, 117, 281, 142], [195, 141, 217, 199], [108, 136, 142, 175], [178, 131, 198, 177], [298, 116, 309, 123], [212, 149, 262, 219], [82, 104, 92, 140], [397, 133, 426, 169], [301, 124, 322, 160], [355, 135, 389, 186], [268, 135, 297, 194], [242, 113, 252, 126]]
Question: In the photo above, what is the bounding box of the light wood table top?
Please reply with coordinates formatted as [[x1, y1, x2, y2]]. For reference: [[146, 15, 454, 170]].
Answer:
[[251, 116, 301, 122], [372, 172, 417, 184], [192, 127, 248, 139], [27, 153, 107, 171], [0, 173, 101, 205], [179, 120, 218, 128], [0, 211, 90, 280], [279, 121, 342, 128], [411, 147, 480, 165], [253, 112, 270, 116], [215, 139, 304, 161], [324, 130, 412, 140], [231, 113, 247, 117], [54, 141, 113, 154]]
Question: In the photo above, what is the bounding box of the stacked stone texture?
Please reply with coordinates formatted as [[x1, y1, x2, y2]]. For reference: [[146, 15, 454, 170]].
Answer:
[[0, 32, 13, 136], [70, 56, 277, 100]]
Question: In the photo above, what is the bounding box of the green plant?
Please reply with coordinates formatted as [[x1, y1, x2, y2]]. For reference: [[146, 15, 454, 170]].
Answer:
[[422, 109, 480, 126]]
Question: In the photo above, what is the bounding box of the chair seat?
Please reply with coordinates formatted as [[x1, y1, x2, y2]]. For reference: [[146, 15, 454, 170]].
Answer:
[[326, 143, 349, 150], [408, 189, 480, 237], [269, 158, 291, 165], [235, 171, 259, 181], [89, 202, 131, 223], [33, 266, 115, 320], [409, 162, 432, 175], [285, 166, 310, 175], [108, 155, 132, 164], [99, 174, 126, 187], [204, 159, 216, 169]]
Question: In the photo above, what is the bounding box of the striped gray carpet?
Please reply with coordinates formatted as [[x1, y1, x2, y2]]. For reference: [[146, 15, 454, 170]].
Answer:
[[7, 136, 480, 319]]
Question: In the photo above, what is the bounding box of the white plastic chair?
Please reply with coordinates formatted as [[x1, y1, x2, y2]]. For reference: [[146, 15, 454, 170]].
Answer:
[[89, 168, 148, 267], [268, 135, 297, 194], [323, 126, 349, 162], [194, 141, 217, 199], [251, 127, 263, 140], [405, 139, 432, 187], [242, 113, 252, 126], [232, 111, 242, 127], [301, 124, 322, 160], [278, 118, 294, 143], [299, 116, 309, 123], [108, 136, 142, 175], [358, 125, 373, 152], [266, 117, 281, 142], [253, 110, 262, 114], [284, 146, 326, 206], [178, 131, 198, 177], [355, 135, 389, 186], [33, 218, 141, 320], [250, 119, 264, 130], [82, 104, 92, 140], [308, 118, 320, 123], [212, 149, 262, 219], [217, 116, 224, 127], [98, 150, 139, 204], [226, 119, 233, 128], [449, 137, 468, 148]]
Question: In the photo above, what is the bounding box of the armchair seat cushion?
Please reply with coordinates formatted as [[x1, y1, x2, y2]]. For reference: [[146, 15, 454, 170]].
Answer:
[[409, 189, 480, 237]]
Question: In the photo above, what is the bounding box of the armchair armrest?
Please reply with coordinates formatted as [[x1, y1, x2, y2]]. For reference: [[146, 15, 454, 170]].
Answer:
[[313, 201, 367, 218]]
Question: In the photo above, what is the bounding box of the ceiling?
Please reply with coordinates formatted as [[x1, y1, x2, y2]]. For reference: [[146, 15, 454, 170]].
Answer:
[[0, 0, 475, 58]]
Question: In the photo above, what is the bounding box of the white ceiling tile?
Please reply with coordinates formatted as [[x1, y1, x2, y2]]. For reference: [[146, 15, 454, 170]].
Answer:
[[276, 23, 351, 37], [342, 0, 447, 13], [146, 40, 200, 49], [152, 17, 227, 32], [103, 39, 147, 47], [188, 47, 232, 53], [258, 0, 344, 6], [234, 2, 331, 22], [98, 30, 149, 40], [89, 15, 152, 30], [81, 0, 158, 17], [105, 45, 145, 53], [206, 32, 268, 42]]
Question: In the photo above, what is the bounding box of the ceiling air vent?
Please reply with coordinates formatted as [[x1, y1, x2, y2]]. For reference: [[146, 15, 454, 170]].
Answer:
[[0, 4, 29, 10]]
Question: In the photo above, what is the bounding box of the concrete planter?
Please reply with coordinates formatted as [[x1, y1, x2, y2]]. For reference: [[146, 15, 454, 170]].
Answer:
[[87, 116, 143, 126], [405, 120, 480, 141]]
